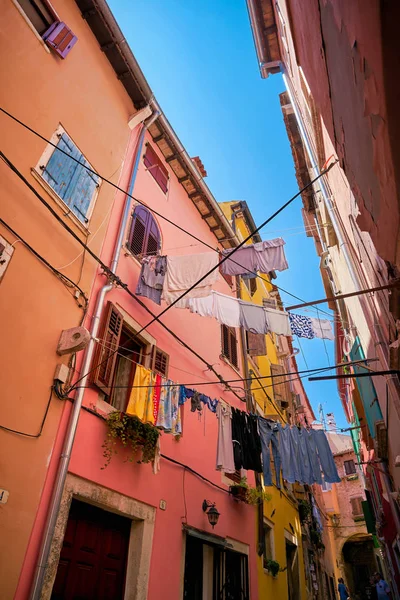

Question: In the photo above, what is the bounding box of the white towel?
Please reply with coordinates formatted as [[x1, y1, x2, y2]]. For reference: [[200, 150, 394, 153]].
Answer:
[[309, 317, 335, 340], [264, 307, 291, 336], [188, 292, 241, 328], [162, 252, 220, 307]]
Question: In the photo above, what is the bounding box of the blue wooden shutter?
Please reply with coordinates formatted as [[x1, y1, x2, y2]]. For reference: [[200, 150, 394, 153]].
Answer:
[[42, 133, 80, 200], [69, 157, 99, 223]]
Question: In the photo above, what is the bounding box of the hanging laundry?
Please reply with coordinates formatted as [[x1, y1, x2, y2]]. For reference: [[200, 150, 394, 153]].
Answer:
[[304, 429, 323, 485], [253, 239, 288, 273], [186, 294, 214, 319], [199, 394, 218, 413], [309, 317, 335, 341], [156, 378, 172, 431], [162, 252, 220, 307], [292, 426, 314, 485], [153, 436, 161, 475], [245, 413, 263, 473], [179, 386, 190, 406], [231, 407, 245, 470], [239, 300, 268, 334], [188, 291, 241, 328], [231, 409, 262, 472], [135, 255, 167, 305], [126, 365, 153, 421], [265, 307, 291, 336], [289, 313, 315, 339], [216, 400, 236, 473], [311, 429, 341, 483], [221, 238, 288, 277], [152, 373, 162, 424], [258, 417, 282, 488], [170, 384, 182, 435], [278, 423, 301, 484]]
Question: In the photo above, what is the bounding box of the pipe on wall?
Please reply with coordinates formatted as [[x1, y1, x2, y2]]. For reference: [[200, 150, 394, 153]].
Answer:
[[29, 109, 159, 600]]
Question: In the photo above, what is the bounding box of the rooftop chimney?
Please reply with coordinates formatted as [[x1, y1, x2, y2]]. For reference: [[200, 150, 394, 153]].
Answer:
[[191, 156, 207, 178], [326, 412, 337, 430]]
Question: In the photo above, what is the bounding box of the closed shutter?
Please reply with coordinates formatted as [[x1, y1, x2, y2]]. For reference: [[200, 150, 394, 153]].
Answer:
[[42, 133, 97, 222], [128, 206, 160, 257], [350, 497, 363, 517], [247, 332, 267, 356], [152, 347, 169, 377], [92, 302, 123, 395], [344, 460, 356, 475], [270, 363, 286, 402], [43, 21, 78, 58], [250, 278, 257, 296]]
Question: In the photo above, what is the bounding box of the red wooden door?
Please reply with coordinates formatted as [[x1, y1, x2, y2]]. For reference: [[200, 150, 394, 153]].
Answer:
[[52, 500, 130, 600]]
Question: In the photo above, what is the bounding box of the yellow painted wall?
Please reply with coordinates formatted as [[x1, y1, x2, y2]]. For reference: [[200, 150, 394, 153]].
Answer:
[[220, 202, 307, 600]]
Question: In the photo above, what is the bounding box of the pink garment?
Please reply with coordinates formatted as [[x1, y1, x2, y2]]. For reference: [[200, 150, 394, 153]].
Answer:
[[216, 400, 235, 473]]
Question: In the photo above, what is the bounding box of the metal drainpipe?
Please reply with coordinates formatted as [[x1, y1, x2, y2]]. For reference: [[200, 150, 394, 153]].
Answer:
[[282, 74, 400, 537], [29, 109, 159, 600]]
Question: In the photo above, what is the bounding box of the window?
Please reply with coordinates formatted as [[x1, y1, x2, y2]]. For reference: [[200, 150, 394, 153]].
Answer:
[[92, 302, 168, 410], [225, 470, 242, 484], [344, 460, 357, 476], [127, 206, 161, 258], [263, 521, 274, 568], [183, 534, 249, 600], [15, 1, 77, 57], [244, 277, 257, 296], [38, 128, 99, 223], [263, 297, 277, 309], [275, 2, 292, 75], [321, 475, 332, 492], [143, 144, 169, 193], [221, 325, 238, 368], [350, 496, 364, 519]]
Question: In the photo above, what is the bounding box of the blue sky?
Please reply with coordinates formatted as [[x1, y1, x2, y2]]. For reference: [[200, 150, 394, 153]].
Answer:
[[108, 0, 347, 429]]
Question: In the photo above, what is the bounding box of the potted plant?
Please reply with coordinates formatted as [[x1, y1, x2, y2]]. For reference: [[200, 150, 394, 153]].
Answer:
[[265, 559, 281, 577], [102, 411, 160, 468], [229, 477, 249, 501], [229, 477, 272, 504]]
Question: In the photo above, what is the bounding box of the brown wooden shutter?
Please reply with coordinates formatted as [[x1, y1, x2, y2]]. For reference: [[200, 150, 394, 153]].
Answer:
[[144, 145, 169, 193], [344, 460, 356, 475], [247, 332, 267, 356], [351, 497, 363, 517], [152, 347, 169, 377], [221, 325, 238, 368], [92, 302, 123, 395], [250, 278, 257, 296], [270, 363, 287, 403]]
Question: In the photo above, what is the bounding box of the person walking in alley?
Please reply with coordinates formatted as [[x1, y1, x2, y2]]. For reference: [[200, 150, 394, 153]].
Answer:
[[338, 577, 350, 600], [373, 572, 391, 599]]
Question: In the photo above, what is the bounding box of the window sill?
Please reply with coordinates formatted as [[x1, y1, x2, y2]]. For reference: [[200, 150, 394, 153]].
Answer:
[[124, 246, 143, 268], [31, 168, 91, 235], [11, 0, 51, 54], [346, 474, 359, 481], [353, 516, 365, 522], [220, 354, 242, 377]]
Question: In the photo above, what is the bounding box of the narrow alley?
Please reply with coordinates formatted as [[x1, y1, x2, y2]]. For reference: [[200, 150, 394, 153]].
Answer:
[[0, 1, 399, 599]]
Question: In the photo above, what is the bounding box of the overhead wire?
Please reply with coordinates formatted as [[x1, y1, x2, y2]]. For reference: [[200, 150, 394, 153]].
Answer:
[[0, 106, 334, 319]]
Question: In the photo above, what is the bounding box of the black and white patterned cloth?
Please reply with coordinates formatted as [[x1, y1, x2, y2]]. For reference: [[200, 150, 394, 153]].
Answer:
[[289, 313, 315, 339]]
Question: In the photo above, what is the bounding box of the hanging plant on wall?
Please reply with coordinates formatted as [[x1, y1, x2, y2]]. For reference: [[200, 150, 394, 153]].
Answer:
[[310, 527, 325, 552], [102, 411, 160, 468], [265, 560, 281, 577]]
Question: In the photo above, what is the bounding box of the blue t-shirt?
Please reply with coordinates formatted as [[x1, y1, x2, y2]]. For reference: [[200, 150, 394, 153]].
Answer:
[[338, 582, 348, 600], [376, 579, 390, 599]]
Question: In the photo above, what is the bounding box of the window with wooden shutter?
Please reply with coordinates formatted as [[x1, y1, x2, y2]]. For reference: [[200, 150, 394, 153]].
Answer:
[[42, 21, 78, 58], [344, 460, 356, 475], [152, 347, 169, 377], [350, 497, 364, 518], [270, 363, 289, 406], [39, 129, 99, 223], [247, 332, 267, 357], [143, 144, 169, 193], [127, 206, 161, 258], [16, 0, 55, 35], [92, 302, 123, 395], [221, 325, 238, 368]]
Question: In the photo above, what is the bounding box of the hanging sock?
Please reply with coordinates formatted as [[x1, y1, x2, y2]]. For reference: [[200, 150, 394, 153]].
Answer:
[[258, 417, 281, 487], [309, 317, 335, 340], [288, 313, 315, 339], [216, 400, 236, 473]]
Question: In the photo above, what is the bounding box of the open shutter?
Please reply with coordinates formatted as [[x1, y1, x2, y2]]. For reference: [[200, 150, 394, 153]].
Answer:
[[222, 325, 230, 360], [270, 363, 287, 405], [247, 332, 267, 356], [229, 327, 238, 368], [350, 497, 363, 517], [144, 145, 169, 193], [128, 207, 148, 256], [92, 302, 123, 395], [152, 347, 169, 377], [68, 157, 99, 223], [43, 21, 78, 58]]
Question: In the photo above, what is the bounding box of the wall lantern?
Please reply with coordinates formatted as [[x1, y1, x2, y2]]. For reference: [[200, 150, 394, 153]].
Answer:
[[202, 500, 220, 529]]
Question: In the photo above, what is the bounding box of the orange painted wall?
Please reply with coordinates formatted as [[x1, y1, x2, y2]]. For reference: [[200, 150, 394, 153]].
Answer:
[[0, 0, 134, 596]]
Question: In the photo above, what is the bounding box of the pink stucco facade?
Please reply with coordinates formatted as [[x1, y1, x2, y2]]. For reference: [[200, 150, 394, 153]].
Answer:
[[16, 121, 259, 599]]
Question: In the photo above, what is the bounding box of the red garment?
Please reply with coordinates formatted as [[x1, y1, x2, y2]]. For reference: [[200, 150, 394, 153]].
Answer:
[[153, 374, 162, 422]]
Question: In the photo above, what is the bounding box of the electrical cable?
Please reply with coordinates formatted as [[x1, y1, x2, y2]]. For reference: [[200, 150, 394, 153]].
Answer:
[[0, 217, 88, 309], [0, 387, 54, 437], [68, 163, 337, 392], [0, 106, 334, 319]]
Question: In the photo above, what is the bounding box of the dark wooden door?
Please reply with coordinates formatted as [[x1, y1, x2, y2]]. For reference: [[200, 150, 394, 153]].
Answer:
[[52, 500, 130, 600]]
